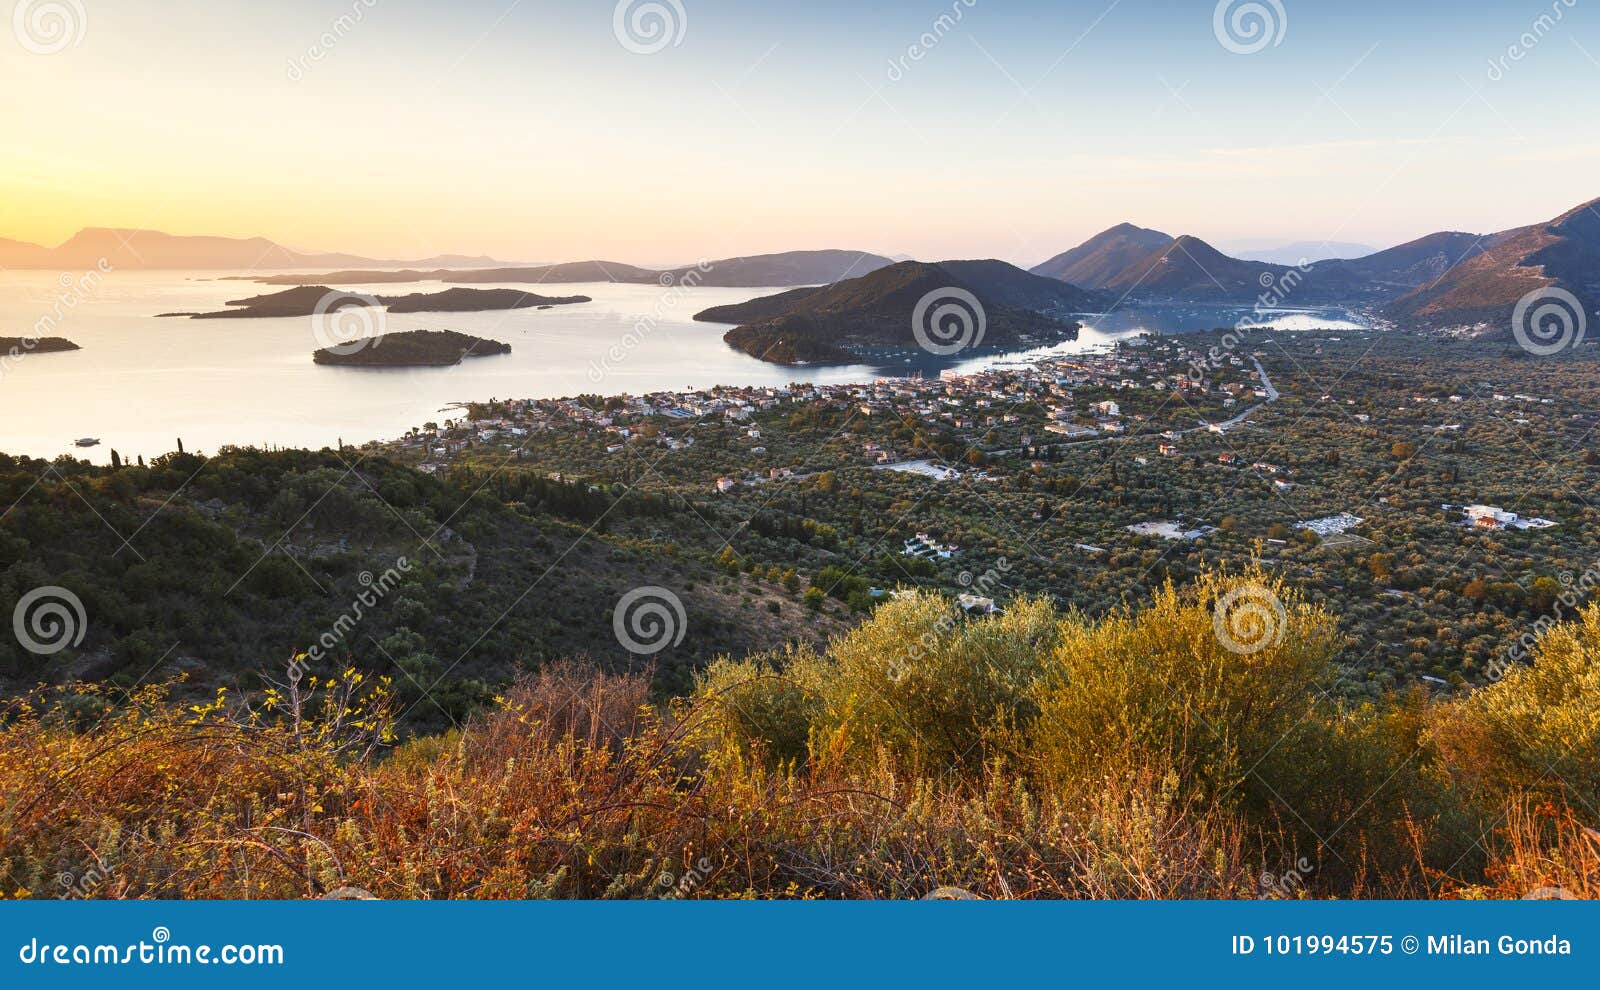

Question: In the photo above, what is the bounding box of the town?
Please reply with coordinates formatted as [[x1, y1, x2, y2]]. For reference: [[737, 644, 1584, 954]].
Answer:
[[371, 325, 1600, 699]]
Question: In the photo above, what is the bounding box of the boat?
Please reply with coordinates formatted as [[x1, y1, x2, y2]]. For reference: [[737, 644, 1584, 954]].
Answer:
[[74, 438, 100, 447]]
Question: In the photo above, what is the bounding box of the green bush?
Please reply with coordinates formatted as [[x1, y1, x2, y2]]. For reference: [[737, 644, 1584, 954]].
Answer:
[[1031, 566, 1342, 814]]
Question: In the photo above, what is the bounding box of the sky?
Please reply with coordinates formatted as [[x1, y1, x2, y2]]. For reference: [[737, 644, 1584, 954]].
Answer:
[[1, 0, 1597, 267]]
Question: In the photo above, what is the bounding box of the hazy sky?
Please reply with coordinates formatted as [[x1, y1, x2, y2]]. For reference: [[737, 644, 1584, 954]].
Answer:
[[2, 0, 1596, 266]]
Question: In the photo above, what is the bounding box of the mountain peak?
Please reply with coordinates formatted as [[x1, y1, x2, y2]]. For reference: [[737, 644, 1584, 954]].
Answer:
[[1030, 223, 1174, 288]]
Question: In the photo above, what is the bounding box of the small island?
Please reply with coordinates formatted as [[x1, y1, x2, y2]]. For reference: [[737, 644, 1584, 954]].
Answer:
[[164, 284, 589, 318], [377, 287, 590, 313], [1, 336, 80, 353], [312, 329, 512, 367], [169, 285, 377, 319]]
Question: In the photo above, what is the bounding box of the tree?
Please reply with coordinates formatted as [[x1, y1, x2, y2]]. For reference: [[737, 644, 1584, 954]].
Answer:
[[1368, 552, 1396, 582]]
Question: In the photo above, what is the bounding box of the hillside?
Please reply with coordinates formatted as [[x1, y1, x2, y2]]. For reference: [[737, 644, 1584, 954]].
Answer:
[[1097, 235, 1293, 301], [6, 565, 1597, 900], [1305, 231, 1491, 299], [1387, 197, 1600, 330], [1028, 199, 1600, 320], [695, 259, 1092, 364], [0, 448, 844, 724], [1030, 222, 1173, 288]]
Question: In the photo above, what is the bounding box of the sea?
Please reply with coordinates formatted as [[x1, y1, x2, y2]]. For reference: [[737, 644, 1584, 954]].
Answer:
[[0, 270, 1367, 463]]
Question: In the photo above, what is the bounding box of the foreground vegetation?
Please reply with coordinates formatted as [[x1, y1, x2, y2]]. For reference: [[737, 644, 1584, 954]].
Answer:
[[3, 567, 1596, 900]]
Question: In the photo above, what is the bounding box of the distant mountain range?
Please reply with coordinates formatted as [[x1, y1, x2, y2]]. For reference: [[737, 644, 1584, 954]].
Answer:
[[1226, 240, 1377, 265], [229, 251, 893, 290], [695, 259, 1096, 364], [11, 200, 1598, 337], [317, 250, 896, 289], [0, 228, 504, 272], [1029, 196, 1600, 331], [0, 229, 894, 289]]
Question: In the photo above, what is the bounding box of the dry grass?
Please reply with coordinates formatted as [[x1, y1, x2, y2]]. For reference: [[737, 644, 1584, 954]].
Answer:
[[4, 572, 1599, 900]]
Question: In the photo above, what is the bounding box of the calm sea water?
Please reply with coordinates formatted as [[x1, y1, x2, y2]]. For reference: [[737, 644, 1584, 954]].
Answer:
[[0, 270, 1366, 463]]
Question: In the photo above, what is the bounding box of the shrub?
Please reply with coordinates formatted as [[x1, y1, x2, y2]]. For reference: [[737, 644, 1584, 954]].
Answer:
[[1431, 604, 1600, 814], [1031, 566, 1341, 815], [807, 592, 1060, 772]]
